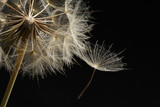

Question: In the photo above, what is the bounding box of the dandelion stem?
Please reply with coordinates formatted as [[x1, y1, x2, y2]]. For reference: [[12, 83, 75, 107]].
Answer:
[[77, 69, 96, 99], [0, 30, 30, 107]]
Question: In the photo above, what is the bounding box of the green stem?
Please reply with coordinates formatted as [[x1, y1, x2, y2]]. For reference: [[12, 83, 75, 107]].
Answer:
[[77, 69, 96, 99], [0, 31, 30, 107]]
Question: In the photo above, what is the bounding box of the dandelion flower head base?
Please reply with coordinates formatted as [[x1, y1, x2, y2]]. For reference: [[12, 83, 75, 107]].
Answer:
[[25, 16, 34, 25]]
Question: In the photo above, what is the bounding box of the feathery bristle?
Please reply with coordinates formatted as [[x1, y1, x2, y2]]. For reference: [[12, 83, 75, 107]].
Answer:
[[76, 42, 126, 71]]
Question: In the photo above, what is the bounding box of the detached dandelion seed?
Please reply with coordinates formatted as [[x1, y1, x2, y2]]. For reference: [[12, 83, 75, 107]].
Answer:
[[78, 42, 125, 72], [0, 0, 126, 106], [77, 42, 126, 99]]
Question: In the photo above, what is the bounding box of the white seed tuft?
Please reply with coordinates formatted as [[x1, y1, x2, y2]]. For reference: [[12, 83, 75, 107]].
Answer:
[[76, 42, 126, 72]]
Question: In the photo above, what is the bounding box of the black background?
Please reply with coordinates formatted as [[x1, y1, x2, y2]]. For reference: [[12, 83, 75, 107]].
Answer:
[[0, 0, 159, 107]]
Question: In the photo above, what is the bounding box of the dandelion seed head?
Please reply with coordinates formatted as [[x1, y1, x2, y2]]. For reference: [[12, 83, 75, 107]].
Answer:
[[0, 0, 92, 77]]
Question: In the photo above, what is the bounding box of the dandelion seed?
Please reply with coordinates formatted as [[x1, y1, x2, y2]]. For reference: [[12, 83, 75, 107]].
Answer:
[[77, 42, 126, 99], [78, 42, 125, 71]]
